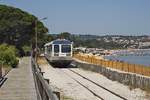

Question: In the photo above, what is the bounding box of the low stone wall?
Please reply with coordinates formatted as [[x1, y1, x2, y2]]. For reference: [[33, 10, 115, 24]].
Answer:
[[72, 60, 150, 91]]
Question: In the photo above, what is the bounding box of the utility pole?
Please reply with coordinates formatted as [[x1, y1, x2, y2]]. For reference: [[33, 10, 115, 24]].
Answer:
[[35, 17, 47, 62]]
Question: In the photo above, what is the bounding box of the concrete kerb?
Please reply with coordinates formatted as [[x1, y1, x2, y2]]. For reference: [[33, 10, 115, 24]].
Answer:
[[72, 60, 150, 92]]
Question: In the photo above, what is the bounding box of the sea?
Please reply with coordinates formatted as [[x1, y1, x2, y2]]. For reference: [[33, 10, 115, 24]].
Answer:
[[104, 50, 150, 67]]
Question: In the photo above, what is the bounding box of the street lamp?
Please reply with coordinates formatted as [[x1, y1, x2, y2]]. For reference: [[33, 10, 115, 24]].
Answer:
[[35, 17, 47, 61]]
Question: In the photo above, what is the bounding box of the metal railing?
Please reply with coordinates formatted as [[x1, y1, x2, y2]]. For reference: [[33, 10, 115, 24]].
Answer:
[[31, 57, 59, 100], [0, 66, 10, 88]]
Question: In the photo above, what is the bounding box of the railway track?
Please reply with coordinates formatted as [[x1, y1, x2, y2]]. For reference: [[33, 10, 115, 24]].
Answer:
[[40, 57, 149, 100], [60, 68, 127, 100], [60, 69, 104, 100], [44, 56, 127, 100]]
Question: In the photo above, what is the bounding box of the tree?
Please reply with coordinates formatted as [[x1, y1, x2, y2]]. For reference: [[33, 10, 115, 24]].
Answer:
[[0, 4, 48, 54], [58, 32, 71, 40], [38, 34, 54, 51], [0, 44, 19, 68]]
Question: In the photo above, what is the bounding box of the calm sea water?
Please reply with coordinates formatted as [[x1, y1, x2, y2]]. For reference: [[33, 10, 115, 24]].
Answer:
[[104, 55, 150, 67]]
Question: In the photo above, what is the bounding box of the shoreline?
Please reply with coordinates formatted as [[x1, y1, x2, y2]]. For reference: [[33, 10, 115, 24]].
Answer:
[[104, 54, 150, 67]]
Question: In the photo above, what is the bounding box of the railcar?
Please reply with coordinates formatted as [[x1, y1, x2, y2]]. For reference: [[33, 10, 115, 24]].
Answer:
[[44, 39, 73, 67]]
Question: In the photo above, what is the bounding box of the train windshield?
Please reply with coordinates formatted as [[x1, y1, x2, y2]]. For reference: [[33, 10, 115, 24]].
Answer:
[[54, 45, 59, 53], [62, 45, 71, 53]]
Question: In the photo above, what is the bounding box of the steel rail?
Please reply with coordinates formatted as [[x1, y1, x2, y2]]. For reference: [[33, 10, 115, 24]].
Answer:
[[61, 69, 104, 100], [69, 69, 127, 100]]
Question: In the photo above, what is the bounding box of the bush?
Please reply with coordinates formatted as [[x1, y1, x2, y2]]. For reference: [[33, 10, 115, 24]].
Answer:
[[0, 44, 19, 68]]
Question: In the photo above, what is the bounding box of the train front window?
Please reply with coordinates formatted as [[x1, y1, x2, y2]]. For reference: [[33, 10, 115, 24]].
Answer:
[[54, 45, 59, 53], [62, 45, 71, 53]]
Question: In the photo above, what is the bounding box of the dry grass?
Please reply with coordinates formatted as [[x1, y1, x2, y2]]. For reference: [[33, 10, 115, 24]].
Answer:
[[37, 56, 49, 65], [61, 95, 74, 100]]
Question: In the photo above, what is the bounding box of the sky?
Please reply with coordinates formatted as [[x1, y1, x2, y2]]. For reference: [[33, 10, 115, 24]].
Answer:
[[0, 0, 150, 35]]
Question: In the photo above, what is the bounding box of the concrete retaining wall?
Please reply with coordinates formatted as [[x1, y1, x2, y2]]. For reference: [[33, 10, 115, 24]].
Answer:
[[72, 60, 150, 91]]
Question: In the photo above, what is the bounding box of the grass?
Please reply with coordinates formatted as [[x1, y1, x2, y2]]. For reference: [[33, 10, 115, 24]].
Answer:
[[62, 95, 74, 100]]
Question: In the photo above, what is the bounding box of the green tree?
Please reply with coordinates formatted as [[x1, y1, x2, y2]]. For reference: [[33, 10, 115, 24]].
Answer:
[[58, 32, 71, 40], [0, 4, 48, 54], [0, 44, 19, 68]]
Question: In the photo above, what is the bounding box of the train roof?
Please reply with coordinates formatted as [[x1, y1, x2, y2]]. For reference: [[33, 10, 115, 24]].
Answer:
[[44, 39, 72, 46]]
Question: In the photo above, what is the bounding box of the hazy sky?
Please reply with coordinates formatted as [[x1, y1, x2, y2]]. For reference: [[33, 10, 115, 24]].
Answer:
[[1, 0, 150, 35]]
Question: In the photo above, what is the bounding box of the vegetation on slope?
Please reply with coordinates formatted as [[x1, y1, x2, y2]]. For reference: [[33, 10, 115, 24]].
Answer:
[[0, 4, 54, 69], [0, 4, 51, 56]]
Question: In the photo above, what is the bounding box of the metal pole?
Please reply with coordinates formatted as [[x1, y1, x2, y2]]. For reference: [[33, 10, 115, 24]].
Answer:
[[35, 20, 38, 61], [0, 62, 2, 77], [35, 17, 47, 62]]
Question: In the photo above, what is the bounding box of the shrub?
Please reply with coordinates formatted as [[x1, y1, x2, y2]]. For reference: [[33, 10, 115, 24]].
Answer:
[[0, 44, 19, 68]]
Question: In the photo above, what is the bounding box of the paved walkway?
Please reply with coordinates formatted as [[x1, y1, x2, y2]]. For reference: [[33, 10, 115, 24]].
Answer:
[[0, 57, 37, 100]]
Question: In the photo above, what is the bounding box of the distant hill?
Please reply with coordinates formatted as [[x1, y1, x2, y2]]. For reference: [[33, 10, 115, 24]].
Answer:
[[51, 33, 150, 49]]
